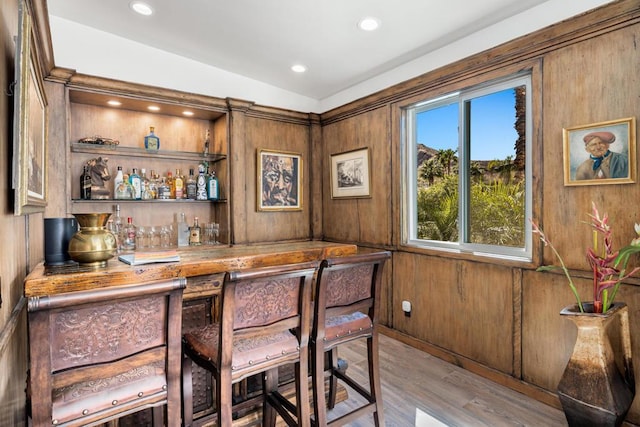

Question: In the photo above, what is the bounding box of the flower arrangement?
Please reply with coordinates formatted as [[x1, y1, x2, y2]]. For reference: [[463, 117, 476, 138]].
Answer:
[[531, 202, 640, 313]]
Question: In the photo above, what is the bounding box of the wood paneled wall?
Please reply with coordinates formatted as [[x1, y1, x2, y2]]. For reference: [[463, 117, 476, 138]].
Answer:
[[320, 0, 640, 421]]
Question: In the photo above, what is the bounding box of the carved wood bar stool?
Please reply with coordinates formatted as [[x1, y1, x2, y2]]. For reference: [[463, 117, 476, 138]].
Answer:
[[181, 261, 318, 427], [27, 277, 186, 427], [311, 251, 391, 426]]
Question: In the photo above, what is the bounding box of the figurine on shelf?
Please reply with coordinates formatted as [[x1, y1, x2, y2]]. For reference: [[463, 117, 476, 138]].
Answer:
[[86, 157, 111, 199]]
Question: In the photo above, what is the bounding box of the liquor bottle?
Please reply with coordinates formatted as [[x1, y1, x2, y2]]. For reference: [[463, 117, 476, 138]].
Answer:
[[207, 169, 219, 201], [203, 129, 210, 157], [144, 126, 160, 150], [157, 177, 171, 199], [186, 168, 197, 200], [173, 169, 185, 199], [189, 216, 202, 246], [113, 204, 123, 252], [80, 165, 92, 200], [113, 166, 124, 198], [166, 171, 175, 199], [148, 170, 159, 199], [196, 164, 208, 201], [140, 168, 153, 200], [123, 217, 137, 252], [129, 168, 142, 200], [177, 212, 190, 247], [115, 172, 134, 200]]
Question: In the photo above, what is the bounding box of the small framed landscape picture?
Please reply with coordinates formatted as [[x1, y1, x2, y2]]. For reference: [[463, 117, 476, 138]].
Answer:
[[330, 147, 371, 199], [562, 117, 636, 186], [257, 149, 302, 211]]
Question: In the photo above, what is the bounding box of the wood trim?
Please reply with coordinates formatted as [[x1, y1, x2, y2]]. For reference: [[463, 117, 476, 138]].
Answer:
[[321, 0, 640, 123]]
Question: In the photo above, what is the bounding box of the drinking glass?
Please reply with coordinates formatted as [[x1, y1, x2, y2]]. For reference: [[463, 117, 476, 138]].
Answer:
[[136, 226, 147, 249]]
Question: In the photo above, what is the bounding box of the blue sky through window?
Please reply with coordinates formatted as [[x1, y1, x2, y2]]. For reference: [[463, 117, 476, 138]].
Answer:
[[416, 88, 518, 161]]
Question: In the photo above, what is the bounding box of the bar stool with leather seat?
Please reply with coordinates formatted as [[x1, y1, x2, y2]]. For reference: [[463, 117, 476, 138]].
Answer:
[[181, 261, 318, 427], [27, 277, 186, 427], [310, 251, 391, 426]]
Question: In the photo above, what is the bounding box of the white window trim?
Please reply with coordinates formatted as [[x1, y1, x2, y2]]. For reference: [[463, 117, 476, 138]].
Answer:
[[402, 74, 533, 262]]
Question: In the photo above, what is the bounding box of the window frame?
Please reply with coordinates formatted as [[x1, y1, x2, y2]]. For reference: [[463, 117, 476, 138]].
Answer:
[[401, 73, 533, 261]]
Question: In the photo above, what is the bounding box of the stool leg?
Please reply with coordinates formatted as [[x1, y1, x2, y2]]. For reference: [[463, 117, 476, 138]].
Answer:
[[263, 368, 279, 427], [181, 355, 194, 427], [368, 334, 385, 427], [327, 348, 338, 409], [312, 343, 327, 427]]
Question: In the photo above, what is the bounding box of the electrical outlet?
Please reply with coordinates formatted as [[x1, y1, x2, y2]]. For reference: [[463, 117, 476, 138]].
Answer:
[[402, 300, 411, 312]]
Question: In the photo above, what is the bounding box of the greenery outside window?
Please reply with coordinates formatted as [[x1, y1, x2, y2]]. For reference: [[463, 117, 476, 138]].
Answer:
[[402, 73, 532, 260]]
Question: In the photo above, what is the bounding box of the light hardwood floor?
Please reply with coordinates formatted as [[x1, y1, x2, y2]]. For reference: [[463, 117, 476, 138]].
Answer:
[[332, 333, 568, 427]]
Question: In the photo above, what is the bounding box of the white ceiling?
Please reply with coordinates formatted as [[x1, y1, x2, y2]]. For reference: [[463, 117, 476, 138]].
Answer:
[[46, 0, 613, 112]]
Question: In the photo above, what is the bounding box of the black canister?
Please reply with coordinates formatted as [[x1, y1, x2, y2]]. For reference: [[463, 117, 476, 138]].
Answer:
[[44, 217, 78, 266]]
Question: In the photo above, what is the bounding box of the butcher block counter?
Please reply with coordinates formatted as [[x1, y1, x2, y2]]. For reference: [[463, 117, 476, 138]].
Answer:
[[24, 240, 358, 298]]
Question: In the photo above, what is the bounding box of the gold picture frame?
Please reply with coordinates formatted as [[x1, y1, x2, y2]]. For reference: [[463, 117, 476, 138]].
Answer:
[[12, 1, 48, 215], [330, 147, 371, 199], [562, 117, 636, 186], [257, 149, 302, 211]]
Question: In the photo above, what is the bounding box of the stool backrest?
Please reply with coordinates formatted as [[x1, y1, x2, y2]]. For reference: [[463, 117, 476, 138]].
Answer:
[[28, 278, 186, 427], [313, 251, 390, 339], [218, 261, 318, 376]]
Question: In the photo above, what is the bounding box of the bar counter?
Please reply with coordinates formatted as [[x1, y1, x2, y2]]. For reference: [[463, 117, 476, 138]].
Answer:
[[24, 240, 358, 298]]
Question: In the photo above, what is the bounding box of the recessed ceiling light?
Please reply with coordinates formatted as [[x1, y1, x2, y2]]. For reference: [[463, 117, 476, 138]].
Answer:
[[182, 111, 194, 116], [130, 1, 154, 16], [358, 17, 380, 31], [148, 105, 160, 112], [291, 64, 307, 73], [107, 100, 122, 106]]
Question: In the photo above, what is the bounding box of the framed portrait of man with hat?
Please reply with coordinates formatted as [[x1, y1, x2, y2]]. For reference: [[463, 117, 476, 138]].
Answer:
[[563, 117, 636, 186]]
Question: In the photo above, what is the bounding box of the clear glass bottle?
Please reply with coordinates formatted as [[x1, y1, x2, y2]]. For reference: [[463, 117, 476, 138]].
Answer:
[[189, 216, 202, 246], [177, 212, 190, 247], [173, 169, 185, 199], [80, 165, 92, 200], [129, 168, 142, 200], [157, 177, 171, 200], [186, 168, 197, 200], [207, 169, 219, 201], [123, 217, 137, 252], [113, 204, 123, 252], [196, 164, 208, 201], [203, 129, 210, 157], [140, 168, 153, 200], [148, 170, 159, 199], [144, 126, 160, 150], [113, 166, 124, 199]]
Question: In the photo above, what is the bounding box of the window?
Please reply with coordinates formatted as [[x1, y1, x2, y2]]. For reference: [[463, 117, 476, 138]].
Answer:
[[402, 73, 532, 260]]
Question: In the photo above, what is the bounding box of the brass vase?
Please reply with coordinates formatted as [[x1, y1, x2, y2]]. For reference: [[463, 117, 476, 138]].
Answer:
[[557, 302, 635, 427], [68, 213, 117, 267]]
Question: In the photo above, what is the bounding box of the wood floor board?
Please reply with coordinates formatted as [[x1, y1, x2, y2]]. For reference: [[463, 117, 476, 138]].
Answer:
[[332, 333, 568, 426]]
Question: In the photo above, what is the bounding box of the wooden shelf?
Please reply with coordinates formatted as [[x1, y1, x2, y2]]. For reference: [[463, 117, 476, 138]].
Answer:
[[71, 198, 226, 203], [71, 142, 226, 162]]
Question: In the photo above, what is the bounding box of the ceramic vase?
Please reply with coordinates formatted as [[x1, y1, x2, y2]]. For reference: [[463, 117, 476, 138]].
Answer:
[[557, 302, 635, 427], [68, 213, 117, 268]]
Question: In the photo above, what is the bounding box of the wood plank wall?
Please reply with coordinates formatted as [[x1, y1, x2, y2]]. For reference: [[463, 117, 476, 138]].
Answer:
[[5, 0, 640, 425], [320, 0, 640, 421]]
